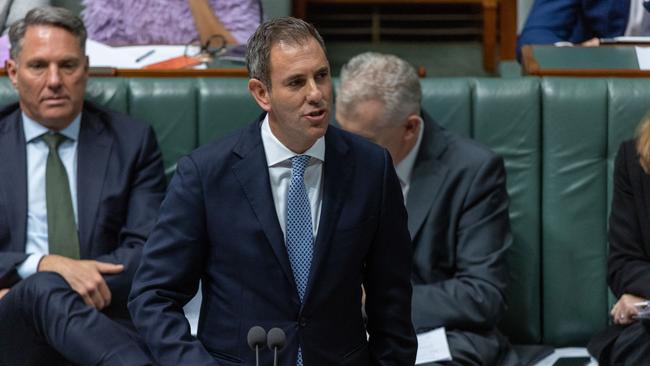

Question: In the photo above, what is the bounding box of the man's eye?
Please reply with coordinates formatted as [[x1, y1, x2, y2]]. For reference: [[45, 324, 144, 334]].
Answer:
[[28, 63, 46, 69], [288, 79, 303, 87], [61, 62, 78, 70]]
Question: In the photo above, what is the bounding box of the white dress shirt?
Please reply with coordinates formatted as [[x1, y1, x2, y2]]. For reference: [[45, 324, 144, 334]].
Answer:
[[18, 113, 81, 279], [260, 114, 325, 238], [395, 118, 424, 202]]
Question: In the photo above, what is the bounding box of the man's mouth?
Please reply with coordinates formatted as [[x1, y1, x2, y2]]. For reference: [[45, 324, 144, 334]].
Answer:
[[42, 96, 68, 103], [305, 109, 326, 118]]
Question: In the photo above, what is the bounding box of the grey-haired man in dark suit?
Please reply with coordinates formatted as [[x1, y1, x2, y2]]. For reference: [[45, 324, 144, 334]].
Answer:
[[336, 52, 519, 366]]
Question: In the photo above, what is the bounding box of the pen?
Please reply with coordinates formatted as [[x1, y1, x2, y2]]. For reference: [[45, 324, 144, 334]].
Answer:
[[135, 49, 155, 63]]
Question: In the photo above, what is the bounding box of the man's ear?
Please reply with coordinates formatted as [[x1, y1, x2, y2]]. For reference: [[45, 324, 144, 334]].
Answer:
[[404, 114, 422, 141], [248, 78, 271, 112], [6, 59, 18, 88]]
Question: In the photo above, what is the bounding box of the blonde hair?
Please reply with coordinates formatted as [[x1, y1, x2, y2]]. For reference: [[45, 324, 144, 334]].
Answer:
[[636, 114, 650, 174]]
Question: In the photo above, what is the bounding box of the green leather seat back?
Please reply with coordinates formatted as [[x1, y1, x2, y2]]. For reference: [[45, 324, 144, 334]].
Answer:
[[198, 78, 261, 146], [0, 78, 17, 106], [419, 78, 542, 344], [128, 79, 197, 178], [420, 78, 471, 136], [473, 78, 542, 344], [542, 78, 610, 346], [86, 78, 129, 113]]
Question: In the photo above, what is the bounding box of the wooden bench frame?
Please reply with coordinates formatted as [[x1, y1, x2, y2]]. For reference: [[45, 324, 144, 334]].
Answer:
[[292, 0, 516, 73]]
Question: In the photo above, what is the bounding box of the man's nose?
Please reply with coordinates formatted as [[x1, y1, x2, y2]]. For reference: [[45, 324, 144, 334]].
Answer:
[[306, 79, 323, 104], [46, 65, 62, 88]]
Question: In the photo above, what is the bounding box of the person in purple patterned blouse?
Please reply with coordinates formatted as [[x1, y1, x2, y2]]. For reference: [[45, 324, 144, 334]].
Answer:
[[82, 0, 261, 45]]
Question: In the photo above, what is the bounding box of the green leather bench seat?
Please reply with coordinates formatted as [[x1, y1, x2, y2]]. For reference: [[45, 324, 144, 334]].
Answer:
[[0, 76, 645, 349]]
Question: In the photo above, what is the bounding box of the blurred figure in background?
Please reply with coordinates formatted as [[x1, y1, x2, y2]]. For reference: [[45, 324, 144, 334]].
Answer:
[[82, 0, 261, 45], [517, 0, 648, 59], [0, 0, 49, 34], [0, 0, 50, 64]]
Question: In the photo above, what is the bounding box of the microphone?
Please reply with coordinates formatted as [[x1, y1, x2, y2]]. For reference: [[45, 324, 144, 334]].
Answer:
[[247, 326, 267, 366], [267, 327, 286, 366]]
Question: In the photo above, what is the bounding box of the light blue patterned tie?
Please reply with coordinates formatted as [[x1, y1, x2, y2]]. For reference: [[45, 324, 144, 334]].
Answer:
[[286, 155, 313, 366]]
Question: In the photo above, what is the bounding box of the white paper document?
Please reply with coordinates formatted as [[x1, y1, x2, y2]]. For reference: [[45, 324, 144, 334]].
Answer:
[[635, 46, 650, 70], [86, 39, 201, 69], [415, 327, 452, 364]]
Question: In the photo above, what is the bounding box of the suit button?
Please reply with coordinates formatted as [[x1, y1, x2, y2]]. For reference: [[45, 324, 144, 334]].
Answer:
[[299, 317, 307, 327]]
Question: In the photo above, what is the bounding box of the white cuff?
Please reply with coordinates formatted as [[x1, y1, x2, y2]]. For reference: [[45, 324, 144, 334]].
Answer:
[[16, 253, 44, 279]]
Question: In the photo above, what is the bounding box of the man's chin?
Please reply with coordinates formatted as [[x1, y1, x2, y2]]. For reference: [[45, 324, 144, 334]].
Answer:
[[38, 112, 76, 130]]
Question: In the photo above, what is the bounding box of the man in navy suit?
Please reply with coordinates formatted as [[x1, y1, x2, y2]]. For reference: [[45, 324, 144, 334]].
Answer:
[[128, 17, 417, 366], [0, 7, 164, 365], [517, 0, 639, 59]]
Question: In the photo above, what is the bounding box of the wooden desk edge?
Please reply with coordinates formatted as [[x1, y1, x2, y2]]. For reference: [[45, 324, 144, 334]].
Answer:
[[521, 45, 539, 75], [0, 67, 248, 78], [526, 68, 650, 77]]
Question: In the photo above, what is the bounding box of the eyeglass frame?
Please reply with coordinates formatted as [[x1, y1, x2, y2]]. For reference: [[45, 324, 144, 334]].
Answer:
[[184, 34, 227, 63]]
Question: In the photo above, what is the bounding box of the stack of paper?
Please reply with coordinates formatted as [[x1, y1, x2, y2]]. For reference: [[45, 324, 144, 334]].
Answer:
[[86, 39, 202, 69]]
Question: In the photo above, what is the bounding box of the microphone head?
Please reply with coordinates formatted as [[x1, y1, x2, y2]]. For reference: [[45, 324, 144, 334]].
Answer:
[[247, 326, 267, 350], [267, 327, 286, 350]]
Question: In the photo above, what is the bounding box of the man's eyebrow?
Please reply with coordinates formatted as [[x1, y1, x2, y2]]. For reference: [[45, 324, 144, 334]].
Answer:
[[283, 73, 305, 82]]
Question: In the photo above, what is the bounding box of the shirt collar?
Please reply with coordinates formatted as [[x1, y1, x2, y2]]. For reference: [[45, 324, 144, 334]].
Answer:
[[395, 118, 424, 188], [261, 114, 326, 167], [23, 112, 82, 143]]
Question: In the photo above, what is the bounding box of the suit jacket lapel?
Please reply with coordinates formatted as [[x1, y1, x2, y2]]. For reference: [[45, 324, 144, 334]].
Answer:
[[231, 119, 297, 295], [77, 107, 112, 258], [406, 114, 449, 240], [303, 127, 352, 303], [0, 108, 27, 251]]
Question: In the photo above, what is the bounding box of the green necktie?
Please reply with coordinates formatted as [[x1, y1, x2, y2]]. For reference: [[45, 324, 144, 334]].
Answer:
[[42, 133, 80, 259]]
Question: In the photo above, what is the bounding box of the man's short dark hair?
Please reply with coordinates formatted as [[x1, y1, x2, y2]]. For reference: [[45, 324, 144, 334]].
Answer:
[[9, 6, 87, 60], [246, 17, 326, 89]]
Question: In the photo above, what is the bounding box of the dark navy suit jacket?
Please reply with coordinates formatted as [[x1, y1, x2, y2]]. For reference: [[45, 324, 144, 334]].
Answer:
[[0, 101, 166, 319], [517, 0, 630, 58], [128, 116, 417, 366]]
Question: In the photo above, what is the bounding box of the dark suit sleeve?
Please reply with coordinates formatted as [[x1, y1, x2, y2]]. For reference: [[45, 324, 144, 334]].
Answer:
[[412, 155, 511, 331], [95, 125, 166, 310], [0, 254, 28, 289], [364, 149, 418, 365], [128, 156, 216, 366], [517, 0, 580, 58], [607, 142, 650, 299]]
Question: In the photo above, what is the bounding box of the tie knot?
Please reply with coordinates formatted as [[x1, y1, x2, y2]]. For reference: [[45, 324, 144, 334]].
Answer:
[[290, 155, 310, 178], [42, 133, 66, 150]]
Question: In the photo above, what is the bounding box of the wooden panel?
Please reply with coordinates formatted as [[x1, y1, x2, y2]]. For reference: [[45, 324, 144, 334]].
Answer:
[[294, 0, 516, 73]]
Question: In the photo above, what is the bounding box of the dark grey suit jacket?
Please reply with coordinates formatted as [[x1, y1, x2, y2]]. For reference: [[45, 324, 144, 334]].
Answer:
[[0, 101, 166, 319], [409, 114, 514, 364]]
